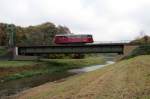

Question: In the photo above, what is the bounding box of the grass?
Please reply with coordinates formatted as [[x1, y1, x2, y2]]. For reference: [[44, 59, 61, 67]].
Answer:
[[0, 48, 7, 55], [14, 55, 150, 99], [42, 57, 105, 68], [0, 57, 105, 81], [0, 61, 38, 68], [4, 70, 43, 81]]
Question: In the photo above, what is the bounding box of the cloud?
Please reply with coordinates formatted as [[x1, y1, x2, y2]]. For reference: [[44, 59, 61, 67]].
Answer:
[[0, 0, 150, 41]]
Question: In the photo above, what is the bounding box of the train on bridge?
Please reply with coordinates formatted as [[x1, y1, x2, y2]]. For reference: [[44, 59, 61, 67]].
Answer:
[[16, 34, 134, 56], [53, 34, 94, 44]]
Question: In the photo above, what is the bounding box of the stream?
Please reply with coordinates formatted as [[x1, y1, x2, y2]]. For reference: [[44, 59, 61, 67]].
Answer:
[[68, 61, 114, 73], [0, 60, 115, 98]]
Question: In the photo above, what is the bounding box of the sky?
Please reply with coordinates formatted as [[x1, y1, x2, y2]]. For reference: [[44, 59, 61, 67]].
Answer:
[[0, 0, 150, 41]]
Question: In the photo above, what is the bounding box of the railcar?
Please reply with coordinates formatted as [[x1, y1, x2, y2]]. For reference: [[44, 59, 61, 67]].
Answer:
[[54, 34, 93, 44]]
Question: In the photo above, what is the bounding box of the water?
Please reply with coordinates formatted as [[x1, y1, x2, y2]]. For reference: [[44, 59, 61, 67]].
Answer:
[[0, 73, 73, 99], [68, 61, 115, 73]]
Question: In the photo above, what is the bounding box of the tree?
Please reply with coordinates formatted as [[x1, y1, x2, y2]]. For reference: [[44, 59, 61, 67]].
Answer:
[[57, 25, 71, 34], [0, 23, 7, 45]]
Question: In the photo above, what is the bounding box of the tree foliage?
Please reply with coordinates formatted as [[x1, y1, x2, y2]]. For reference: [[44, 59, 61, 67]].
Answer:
[[0, 22, 71, 46], [0, 23, 7, 45], [130, 35, 150, 44]]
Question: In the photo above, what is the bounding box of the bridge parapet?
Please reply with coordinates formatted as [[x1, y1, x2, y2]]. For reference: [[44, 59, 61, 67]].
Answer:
[[93, 40, 131, 44]]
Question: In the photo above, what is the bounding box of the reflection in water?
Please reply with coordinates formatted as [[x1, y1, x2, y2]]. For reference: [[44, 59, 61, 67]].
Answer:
[[68, 61, 115, 73]]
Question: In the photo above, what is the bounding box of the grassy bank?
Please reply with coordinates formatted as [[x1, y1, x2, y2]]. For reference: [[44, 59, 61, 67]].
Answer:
[[0, 61, 37, 68], [0, 47, 7, 56], [14, 55, 150, 99], [0, 57, 105, 82]]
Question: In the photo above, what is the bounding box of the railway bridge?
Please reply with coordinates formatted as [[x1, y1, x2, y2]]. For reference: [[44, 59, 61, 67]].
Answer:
[[16, 43, 138, 56]]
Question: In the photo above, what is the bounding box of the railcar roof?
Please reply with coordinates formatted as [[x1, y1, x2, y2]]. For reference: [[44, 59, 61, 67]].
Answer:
[[55, 34, 92, 36]]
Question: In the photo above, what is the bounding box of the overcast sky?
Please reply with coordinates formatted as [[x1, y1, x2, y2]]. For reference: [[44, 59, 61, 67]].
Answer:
[[0, 0, 150, 41]]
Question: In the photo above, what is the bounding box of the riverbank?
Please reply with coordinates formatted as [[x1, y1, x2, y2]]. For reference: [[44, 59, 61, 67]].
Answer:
[[13, 55, 150, 99], [0, 57, 105, 82]]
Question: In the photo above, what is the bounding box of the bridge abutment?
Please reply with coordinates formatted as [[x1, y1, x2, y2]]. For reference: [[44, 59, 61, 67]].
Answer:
[[123, 45, 139, 55]]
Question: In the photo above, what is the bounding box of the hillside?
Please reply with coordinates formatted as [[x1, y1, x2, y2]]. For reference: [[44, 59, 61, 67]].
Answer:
[[0, 22, 71, 46], [13, 55, 150, 99], [130, 35, 150, 44]]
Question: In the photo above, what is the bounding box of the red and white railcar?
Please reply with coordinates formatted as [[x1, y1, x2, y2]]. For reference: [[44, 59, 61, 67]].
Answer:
[[54, 34, 93, 44]]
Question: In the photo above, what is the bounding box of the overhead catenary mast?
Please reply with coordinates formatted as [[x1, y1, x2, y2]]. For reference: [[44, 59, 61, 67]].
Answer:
[[6, 24, 16, 48], [6, 24, 16, 59]]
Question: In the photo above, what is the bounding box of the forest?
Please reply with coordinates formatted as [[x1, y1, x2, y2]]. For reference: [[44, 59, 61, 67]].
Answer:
[[0, 22, 71, 46]]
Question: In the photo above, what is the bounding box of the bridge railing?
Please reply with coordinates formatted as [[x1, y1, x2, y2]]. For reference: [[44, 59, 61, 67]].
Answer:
[[93, 40, 131, 44]]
